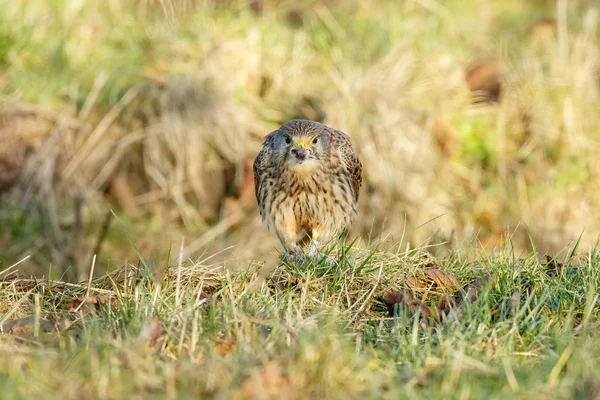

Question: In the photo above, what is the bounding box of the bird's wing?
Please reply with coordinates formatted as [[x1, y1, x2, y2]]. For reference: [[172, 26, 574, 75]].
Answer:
[[253, 130, 278, 211], [331, 128, 363, 202]]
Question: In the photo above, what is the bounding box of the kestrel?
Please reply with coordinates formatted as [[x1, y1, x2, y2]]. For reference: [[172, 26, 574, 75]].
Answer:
[[253, 119, 362, 258]]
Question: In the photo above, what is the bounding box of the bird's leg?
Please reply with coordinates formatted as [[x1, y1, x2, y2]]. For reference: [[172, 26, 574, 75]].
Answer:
[[307, 228, 337, 266], [280, 242, 305, 264], [281, 250, 305, 265], [307, 240, 320, 258], [276, 215, 305, 263]]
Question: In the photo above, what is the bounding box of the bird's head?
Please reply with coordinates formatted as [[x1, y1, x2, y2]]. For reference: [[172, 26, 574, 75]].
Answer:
[[272, 120, 330, 172]]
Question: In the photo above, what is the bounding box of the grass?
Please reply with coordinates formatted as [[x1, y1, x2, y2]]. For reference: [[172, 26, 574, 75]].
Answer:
[[0, 235, 598, 398]]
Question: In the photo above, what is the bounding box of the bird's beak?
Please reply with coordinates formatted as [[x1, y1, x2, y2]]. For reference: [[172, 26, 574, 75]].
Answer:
[[290, 143, 309, 161], [293, 140, 309, 149]]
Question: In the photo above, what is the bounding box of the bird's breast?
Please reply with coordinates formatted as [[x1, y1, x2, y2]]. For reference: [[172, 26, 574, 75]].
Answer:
[[286, 169, 325, 196]]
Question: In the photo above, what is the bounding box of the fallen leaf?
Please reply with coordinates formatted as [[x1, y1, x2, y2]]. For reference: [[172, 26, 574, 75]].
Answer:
[[436, 293, 458, 315], [66, 295, 118, 311], [383, 291, 410, 316], [407, 299, 433, 319], [383, 291, 435, 322], [405, 275, 428, 290], [0, 316, 55, 335], [424, 268, 461, 291]]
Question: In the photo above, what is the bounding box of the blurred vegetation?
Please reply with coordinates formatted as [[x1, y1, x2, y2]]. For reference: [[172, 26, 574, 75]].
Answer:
[[0, 0, 600, 279]]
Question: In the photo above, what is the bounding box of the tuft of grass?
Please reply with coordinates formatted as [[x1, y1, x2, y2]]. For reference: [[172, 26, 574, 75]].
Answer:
[[0, 237, 598, 398]]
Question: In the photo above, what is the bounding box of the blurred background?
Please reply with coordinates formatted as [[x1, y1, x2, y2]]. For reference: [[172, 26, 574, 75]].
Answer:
[[0, 0, 599, 280]]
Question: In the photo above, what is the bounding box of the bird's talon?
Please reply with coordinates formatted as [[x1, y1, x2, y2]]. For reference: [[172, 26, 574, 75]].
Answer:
[[281, 248, 306, 265], [307, 240, 320, 258]]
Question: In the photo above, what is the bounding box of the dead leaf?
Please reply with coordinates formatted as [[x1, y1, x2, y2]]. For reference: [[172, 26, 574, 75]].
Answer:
[[0, 316, 55, 335], [436, 293, 458, 315], [383, 290, 410, 316], [405, 275, 428, 289], [66, 295, 118, 312], [407, 299, 433, 319], [383, 291, 435, 323], [424, 268, 461, 291]]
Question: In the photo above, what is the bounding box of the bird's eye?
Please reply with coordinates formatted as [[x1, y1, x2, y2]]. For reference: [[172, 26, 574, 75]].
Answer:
[[284, 136, 291, 144], [311, 137, 318, 144]]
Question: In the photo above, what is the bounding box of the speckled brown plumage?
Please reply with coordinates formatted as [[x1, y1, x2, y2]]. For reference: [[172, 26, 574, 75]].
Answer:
[[253, 120, 362, 253]]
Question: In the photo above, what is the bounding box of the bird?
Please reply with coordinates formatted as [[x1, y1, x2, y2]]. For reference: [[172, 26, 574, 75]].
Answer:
[[253, 119, 362, 260]]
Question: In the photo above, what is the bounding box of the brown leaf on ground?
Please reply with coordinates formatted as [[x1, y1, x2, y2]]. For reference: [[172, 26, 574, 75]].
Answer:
[[407, 299, 433, 320], [66, 295, 118, 312], [436, 293, 458, 314], [424, 268, 461, 291], [405, 275, 428, 290], [404, 268, 460, 292], [0, 316, 55, 335], [383, 290, 410, 315], [383, 291, 435, 322]]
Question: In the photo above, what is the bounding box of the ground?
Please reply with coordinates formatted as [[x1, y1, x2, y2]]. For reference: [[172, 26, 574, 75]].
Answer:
[[0, 235, 598, 399]]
